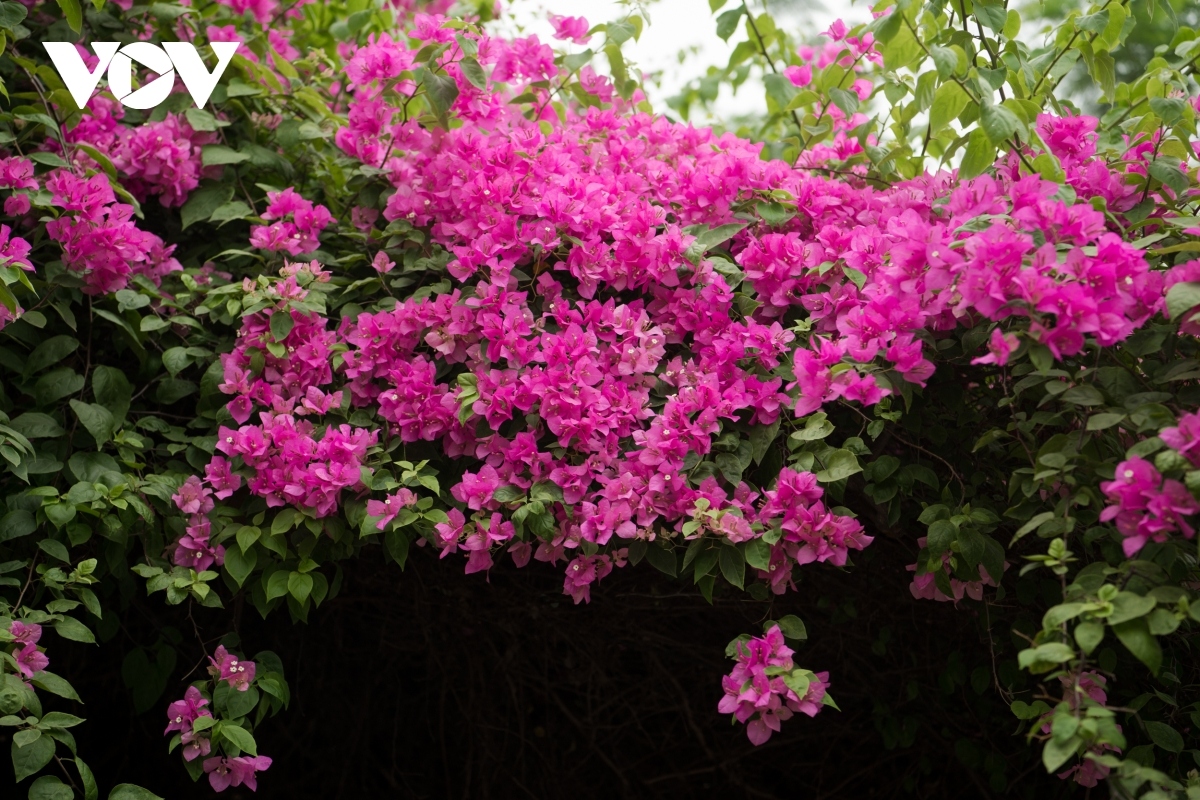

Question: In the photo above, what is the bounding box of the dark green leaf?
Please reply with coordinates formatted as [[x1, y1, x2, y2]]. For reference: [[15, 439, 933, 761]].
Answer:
[[28, 775, 73, 800], [744, 538, 771, 571], [108, 785, 163, 800], [1113, 618, 1162, 674], [927, 519, 956, 555], [459, 56, 487, 90], [980, 104, 1023, 145], [53, 617, 95, 644], [12, 734, 54, 781], [644, 543, 676, 577], [0, 1, 28, 28], [0, 510, 35, 543], [1148, 158, 1190, 194], [26, 336, 78, 375], [217, 724, 257, 756], [75, 758, 98, 800], [200, 146, 249, 167], [776, 614, 807, 640], [181, 183, 234, 230], [959, 128, 996, 179], [92, 367, 132, 425], [1144, 720, 1184, 753], [30, 672, 80, 702], [1165, 282, 1200, 321], [815, 449, 860, 483], [69, 401, 115, 447], [718, 546, 744, 589], [54, 0, 81, 31]]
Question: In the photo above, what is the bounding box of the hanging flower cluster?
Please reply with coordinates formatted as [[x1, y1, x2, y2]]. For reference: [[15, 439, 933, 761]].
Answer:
[[718, 626, 832, 745]]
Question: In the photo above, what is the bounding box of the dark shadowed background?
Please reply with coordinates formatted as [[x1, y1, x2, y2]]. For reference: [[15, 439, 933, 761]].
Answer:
[[3, 533, 1073, 800]]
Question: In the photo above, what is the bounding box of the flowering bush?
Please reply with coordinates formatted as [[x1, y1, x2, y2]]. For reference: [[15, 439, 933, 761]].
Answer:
[[2, 0, 1200, 795]]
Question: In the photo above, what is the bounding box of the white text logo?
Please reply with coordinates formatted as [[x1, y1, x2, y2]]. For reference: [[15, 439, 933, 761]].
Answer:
[[42, 41, 241, 110]]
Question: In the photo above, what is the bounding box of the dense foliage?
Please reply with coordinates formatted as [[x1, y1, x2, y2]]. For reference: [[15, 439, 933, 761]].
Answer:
[[1, 0, 1200, 796]]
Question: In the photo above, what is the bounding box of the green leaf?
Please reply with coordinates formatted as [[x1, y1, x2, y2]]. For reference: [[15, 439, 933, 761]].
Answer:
[[12, 733, 55, 781], [1073, 620, 1104, 654], [1149, 97, 1186, 126], [644, 543, 676, 577], [155, 379, 196, 405], [222, 685, 259, 719], [974, 1, 1008, 32], [108, 785, 163, 800], [1011, 511, 1055, 544], [1144, 721, 1184, 753], [980, 104, 1023, 145], [30, 672, 80, 702], [75, 759, 98, 800], [385, 529, 409, 568], [927, 519, 956, 556], [790, 414, 834, 441], [270, 312, 294, 342], [815, 449, 860, 483], [200, 145, 249, 167], [14, 729, 41, 747], [217, 724, 257, 756], [417, 67, 459, 123], [181, 183, 234, 230], [210, 201, 252, 225], [69, 400, 115, 447], [959, 128, 996, 179], [53, 616, 95, 644], [184, 108, 219, 132], [1165, 282, 1200, 321], [33, 369, 84, 407], [0, 510, 36, 543], [1087, 413, 1125, 431], [287, 571, 313, 604], [1113, 618, 1162, 675], [38, 712, 83, 729], [26, 336, 78, 375], [763, 73, 799, 114], [54, 0, 82, 31], [264, 570, 289, 601], [1061, 386, 1104, 406], [459, 56, 487, 90], [223, 544, 257, 587], [930, 46, 957, 79], [956, 526, 986, 568], [28, 775, 73, 800], [93, 366, 132, 426], [921, 82, 969, 134], [744, 538, 771, 571], [0, 1, 28, 28], [684, 223, 748, 264], [776, 614, 807, 640], [828, 87, 859, 116], [10, 414, 65, 440], [1149, 158, 1190, 194], [1018, 642, 1075, 670], [715, 7, 743, 40], [561, 49, 593, 73], [718, 546, 744, 589], [1043, 603, 1085, 629], [1107, 591, 1156, 625], [1042, 734, 1080, 773]]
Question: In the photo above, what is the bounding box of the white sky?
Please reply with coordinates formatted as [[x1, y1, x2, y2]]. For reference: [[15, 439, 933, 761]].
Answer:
[[495, 0, 875, 123]]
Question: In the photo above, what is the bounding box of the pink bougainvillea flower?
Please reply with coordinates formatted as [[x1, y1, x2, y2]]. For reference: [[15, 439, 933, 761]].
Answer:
[[208, 645, 256, 691], [164, 686, 212, 735]]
